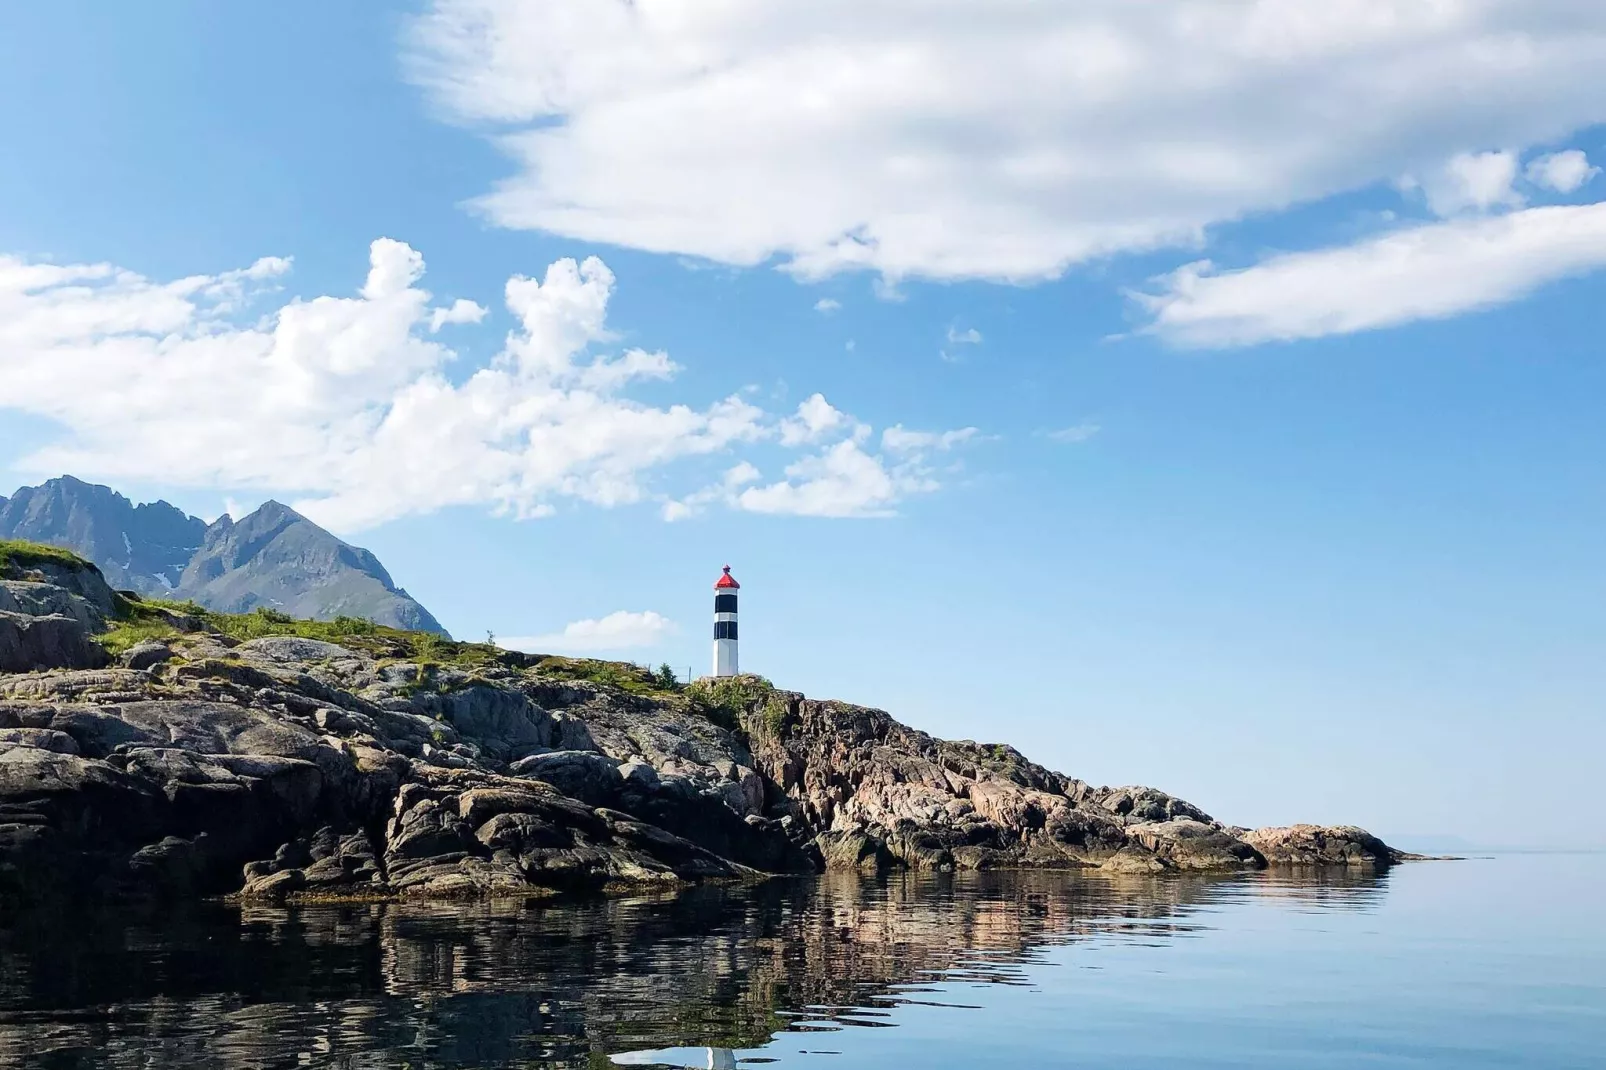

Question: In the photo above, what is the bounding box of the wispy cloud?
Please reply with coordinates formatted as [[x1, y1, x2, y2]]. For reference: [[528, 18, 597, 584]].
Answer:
[[1045, 423, 1101, 444], [1132, 202, 1606, 348], [813, 298, 841, 314], [940, 324, 983, 363]]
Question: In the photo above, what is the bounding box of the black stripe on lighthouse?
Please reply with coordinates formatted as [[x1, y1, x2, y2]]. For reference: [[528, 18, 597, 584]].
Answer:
[[714, 593, 738, 614], [714, 620, 738, 640]]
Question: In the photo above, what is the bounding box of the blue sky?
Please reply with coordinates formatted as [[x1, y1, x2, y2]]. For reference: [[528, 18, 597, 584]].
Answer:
[[1, 2, 1603, 848]]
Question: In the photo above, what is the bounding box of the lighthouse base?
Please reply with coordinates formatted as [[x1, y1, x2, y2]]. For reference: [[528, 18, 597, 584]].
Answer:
[[713, 638, 738, 678]]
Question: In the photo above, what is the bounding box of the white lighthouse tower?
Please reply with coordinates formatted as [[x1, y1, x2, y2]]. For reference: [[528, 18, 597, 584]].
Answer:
[[712, 565, 740, 677]]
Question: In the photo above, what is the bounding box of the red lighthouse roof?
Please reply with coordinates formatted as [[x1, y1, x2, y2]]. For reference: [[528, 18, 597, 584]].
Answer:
[[714, 565, 740, 590]]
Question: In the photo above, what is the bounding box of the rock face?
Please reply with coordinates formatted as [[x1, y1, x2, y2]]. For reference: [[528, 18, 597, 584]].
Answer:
[[738, 694, 1266, 873], [1, 477, 446, 635], [174, 501, 447, 635], [0, 548, 114, 674], [0, 558, 1407, 905]]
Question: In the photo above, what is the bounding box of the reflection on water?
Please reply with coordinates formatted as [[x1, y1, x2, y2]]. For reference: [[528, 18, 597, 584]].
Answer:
[[0, 868, 1394, 1069]]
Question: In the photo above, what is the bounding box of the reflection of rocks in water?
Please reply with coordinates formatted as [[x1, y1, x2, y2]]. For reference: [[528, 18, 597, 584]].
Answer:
[[0, 869, 1391, 1069]]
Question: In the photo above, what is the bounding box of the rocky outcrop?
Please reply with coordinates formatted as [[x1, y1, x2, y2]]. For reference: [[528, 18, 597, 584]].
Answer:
[[0, 549, 114, 673], [736, 693, 1269, 874], [0, 558, 1407, 905], [0, 612, 110, 673], [1242, 824, 1405, 866]]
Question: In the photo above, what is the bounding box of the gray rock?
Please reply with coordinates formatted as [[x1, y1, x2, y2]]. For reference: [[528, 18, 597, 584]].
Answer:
[[0, 728, 80, 754], [120, 640, 174, 671], [235, 636, 365, 665], [0, 611, 109, 673], [0, 580, 103, 629], [509, 750, 622, 806]]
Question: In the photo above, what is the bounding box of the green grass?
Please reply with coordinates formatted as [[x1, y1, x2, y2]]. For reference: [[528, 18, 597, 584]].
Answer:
[[100, 598, 510, 669], [531, 655, 684, 699], [0, 539, 96, 575]]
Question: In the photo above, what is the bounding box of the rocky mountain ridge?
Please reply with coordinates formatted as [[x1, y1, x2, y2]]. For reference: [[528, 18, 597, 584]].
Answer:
[[0, 477, 445, 634], [0, 542, 1407, 906]]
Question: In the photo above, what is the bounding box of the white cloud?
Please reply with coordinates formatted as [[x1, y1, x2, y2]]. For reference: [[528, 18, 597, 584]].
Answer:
[[881, 425, 977, 455], [778, 392, 864, 447], [500, 609, 676, 653], [668, 409, 977, 520], [1527, 150, 1600, 193], [1133, 202, 1606, 348], [429, 297, 488, 331], [1046, 423, 1101, 444], [940, 325, 983, 363], [662, 461, 761, 521], [736, 440, 910, 519], [813, 298, 841, 314], [1420, 151, 1523, 216], [0, 239, 878, 531], [406, 1, 1606, 282]]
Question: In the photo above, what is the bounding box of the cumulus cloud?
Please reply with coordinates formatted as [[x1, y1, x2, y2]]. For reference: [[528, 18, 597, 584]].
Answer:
[[429, 297, 488, 331], [500, 610, 676, 653], [736, 440, 915, 519], [405, 1, 1606, 282], [778, 393, 864, 447], [1527, 150, 1600, 193], [813, 298, 841, 314], [0, 238, 979, 530], [1133, 202, 1606, 347]]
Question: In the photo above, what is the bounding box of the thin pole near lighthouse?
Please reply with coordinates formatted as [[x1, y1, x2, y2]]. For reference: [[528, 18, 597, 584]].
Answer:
[[713, 565, 740, 677]]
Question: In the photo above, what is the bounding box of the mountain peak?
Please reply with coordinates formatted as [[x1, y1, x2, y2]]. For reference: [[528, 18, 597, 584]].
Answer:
[[0, 476, 447, 636], [0, 475, 203, 594], [178, 497, 444, 635]]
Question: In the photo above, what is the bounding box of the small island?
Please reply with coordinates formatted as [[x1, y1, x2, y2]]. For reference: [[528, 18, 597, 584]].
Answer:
[[1, 540, 1407, 905]]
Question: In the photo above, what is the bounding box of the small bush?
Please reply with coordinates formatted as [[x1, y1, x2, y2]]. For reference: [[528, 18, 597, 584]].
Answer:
[[686, 674, 779, 735]]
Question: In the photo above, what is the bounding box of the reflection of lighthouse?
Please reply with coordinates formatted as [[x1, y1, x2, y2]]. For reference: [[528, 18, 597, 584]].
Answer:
[[713, 565, 739, 678]]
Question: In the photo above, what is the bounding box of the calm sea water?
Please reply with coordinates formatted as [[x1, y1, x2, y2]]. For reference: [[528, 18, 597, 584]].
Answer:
[[0, 853, 1600, 1068]]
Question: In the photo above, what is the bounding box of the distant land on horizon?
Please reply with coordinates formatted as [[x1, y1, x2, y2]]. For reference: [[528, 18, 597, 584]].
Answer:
[[0, 475, 446, 635]]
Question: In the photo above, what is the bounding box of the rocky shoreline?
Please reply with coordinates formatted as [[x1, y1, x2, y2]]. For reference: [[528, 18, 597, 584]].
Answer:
[[0, 544, 1409, 905]]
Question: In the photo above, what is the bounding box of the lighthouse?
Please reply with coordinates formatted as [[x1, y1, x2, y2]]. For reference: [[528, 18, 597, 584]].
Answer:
[[712, 565, 740, 677]]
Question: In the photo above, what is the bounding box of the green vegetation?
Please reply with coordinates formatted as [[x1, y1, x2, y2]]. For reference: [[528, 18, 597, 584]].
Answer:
[[100, 597, 509, 669], [685, 674, 784, 735], [530, 655, 685, 699], [0, 539, 95, 575]]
